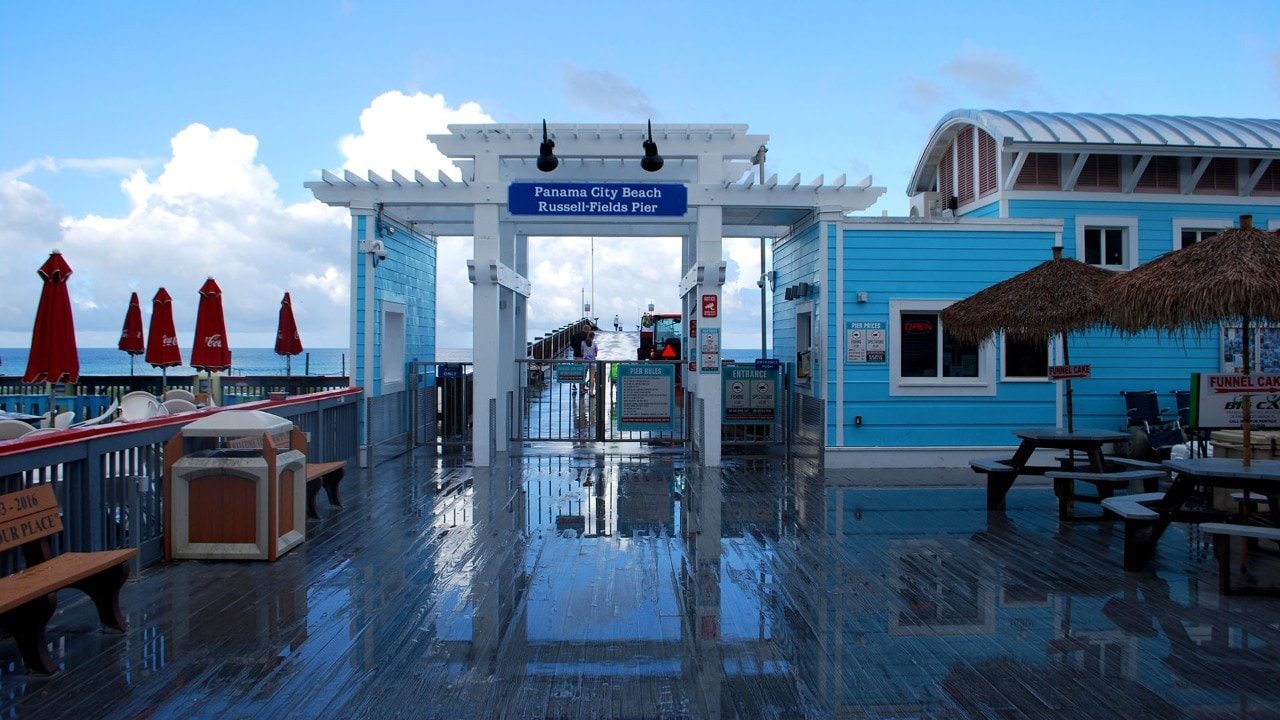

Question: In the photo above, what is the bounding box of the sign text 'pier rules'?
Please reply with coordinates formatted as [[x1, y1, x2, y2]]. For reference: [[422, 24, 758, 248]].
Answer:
[[508, 183, 688, 217], [617, 363, 676, 431]]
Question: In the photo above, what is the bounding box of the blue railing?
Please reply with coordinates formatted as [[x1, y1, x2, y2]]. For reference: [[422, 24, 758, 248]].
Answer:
[[0, 387, 361, 574]]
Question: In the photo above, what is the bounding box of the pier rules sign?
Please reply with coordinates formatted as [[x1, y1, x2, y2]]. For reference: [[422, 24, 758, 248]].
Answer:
[[508, 182, 688, 217], [617, 363, 676, 431]]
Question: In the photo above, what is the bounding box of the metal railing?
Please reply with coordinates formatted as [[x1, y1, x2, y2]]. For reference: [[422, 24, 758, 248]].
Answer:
[[513, 359, 688, 444], [0, 387, 361, 573], [409, 362, 474, 452]]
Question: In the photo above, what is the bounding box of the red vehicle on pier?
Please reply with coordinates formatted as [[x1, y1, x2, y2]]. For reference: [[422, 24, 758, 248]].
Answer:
[[639, 312, 682, 362]]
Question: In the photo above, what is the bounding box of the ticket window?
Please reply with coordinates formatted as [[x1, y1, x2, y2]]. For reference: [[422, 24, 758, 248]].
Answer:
[[796, 310, 813, 383]]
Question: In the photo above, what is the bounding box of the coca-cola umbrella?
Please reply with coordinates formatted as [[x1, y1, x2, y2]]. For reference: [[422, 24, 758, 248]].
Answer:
[[145, 287, 182, 391], [118, 291, 145, 376], [274, 292, 303, 376], [24, 251, 80, 416], [191, 277, 231, 373]]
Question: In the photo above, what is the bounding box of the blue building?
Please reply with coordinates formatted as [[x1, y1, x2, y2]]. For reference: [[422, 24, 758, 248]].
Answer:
[[785, 110, 1280, 470]]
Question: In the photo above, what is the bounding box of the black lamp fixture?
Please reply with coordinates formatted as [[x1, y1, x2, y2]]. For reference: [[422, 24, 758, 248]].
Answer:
[[640, 120, 663, 172], [536, 119, 558, 172]]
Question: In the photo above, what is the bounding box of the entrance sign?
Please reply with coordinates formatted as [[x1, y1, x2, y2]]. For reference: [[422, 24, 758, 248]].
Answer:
[[508, 182, 689, 217], [617, 363, 676, 430], [722, 365, 779, 424]]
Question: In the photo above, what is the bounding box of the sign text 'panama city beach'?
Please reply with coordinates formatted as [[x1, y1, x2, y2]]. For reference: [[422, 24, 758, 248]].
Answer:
[[508, 183, 688, 217]]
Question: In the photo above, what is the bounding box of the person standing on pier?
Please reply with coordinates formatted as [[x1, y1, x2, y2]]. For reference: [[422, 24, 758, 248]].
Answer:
[[613, 314, 621, 331], [570, 320, 590, 358], [582, 330, 599, 394]]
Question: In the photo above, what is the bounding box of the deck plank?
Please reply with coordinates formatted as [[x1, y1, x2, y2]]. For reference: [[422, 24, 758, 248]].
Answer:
[[2, 448, 1280, 718]]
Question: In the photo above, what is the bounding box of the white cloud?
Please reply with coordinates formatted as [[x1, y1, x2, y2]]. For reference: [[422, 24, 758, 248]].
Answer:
[[940, 43, 1042, 105], [339, 91, 493, 180], [0, 123, 350, 350]]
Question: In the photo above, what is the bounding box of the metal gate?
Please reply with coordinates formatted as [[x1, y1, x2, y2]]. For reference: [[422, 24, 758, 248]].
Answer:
[[409, 361, 473, 452], [513, 359, 688, 444]]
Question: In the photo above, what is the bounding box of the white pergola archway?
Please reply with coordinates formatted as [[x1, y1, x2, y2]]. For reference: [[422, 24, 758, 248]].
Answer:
[[309, 122, 884, 466]]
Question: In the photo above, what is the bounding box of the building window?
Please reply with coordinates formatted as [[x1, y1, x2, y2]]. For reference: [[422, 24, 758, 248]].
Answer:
[[1195, 158, 1236, 194], [1084, 228, 1124, 266], [1251, 159, 1280, 196], [1172, 218, 1231, 252], [1076, 155, 1120, 190], [1076, 216, 1138, 270], [1014, 153, 1060, 189], [1005, 337, 1048, 379], [889, 300, 995, 397]]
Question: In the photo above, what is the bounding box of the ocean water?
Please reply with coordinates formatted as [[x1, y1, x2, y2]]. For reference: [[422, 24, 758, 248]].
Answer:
[[0, 346, 763, 377], [0, 347, 355, 377]]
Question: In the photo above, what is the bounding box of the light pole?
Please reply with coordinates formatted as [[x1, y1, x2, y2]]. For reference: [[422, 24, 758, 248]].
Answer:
[[754, 145, 769, 359]]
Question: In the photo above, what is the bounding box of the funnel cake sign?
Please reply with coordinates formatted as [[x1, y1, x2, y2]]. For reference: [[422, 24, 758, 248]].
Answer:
[[508, 183, 688, 216], [1193, 373, 1280, 427]]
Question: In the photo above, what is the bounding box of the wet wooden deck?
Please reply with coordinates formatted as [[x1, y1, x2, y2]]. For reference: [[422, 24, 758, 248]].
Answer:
[[4, 445, 1280, 719]]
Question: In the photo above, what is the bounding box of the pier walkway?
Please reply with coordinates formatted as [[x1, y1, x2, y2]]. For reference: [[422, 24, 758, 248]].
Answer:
[[3, 442, 1280, 718]]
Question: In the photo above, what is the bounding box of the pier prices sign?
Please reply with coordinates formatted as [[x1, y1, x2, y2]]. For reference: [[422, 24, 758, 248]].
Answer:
[[508, 183, 688, 217], [1194, 372, 1280, 428], [617, 363, 676, 431]]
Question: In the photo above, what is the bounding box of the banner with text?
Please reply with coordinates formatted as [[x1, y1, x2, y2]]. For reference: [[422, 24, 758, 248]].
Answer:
[[1193, 372, 1280, 428]]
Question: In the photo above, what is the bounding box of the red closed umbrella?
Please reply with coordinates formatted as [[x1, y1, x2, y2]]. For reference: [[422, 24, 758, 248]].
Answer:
[[145, 288, 182, 392], [118, 291, 145, 376], [191, 277, 231, 372], [24, 252, 79, 417], [274, 292, 303, 376]]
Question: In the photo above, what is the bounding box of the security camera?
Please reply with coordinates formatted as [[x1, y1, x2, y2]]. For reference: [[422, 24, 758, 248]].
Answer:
[[361, 239, 388, 259]]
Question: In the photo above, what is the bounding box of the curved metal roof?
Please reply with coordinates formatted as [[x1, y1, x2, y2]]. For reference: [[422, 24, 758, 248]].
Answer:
[[908, 109, 1280, 194]]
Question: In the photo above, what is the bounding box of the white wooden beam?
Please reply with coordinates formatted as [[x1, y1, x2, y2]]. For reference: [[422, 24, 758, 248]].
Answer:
[[1123, 155, 1152, 193]]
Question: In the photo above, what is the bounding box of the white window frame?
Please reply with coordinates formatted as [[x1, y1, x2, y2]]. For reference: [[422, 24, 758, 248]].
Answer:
[[889, 299, 995, 397], [1171, 217, 1232, 252], [1269, 218, 1280, 231], [1075, 215, 1138, 269], [381, 300, 406, 392]]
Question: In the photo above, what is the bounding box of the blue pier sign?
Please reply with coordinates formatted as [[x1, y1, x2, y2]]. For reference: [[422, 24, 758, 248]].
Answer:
[[508, 182, 688, 217]]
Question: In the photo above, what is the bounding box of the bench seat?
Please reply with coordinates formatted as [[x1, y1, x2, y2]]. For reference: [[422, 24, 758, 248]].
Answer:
[[0, 485, 136, 674], [969, 457, 1014, 474], [1201, 523, 1280, 596], [1046, 470, 1166, 521], [1101, 492, 1166, 571], [306, 461, 346, 520]]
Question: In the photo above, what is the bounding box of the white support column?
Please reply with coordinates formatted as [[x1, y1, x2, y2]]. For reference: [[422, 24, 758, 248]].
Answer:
[[350, 202, 377, 467], [472, 203, 501, 466], [695, 204, 724, 467], [494, 221, 517, 456]]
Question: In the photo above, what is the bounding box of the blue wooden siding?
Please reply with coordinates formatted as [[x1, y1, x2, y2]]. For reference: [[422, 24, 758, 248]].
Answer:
[[834, 224, 1064, 447], [771, 223, 821, 389], [354, 215, 437, 395]]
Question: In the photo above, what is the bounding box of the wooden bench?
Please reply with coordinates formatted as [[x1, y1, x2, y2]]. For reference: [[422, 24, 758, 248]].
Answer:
[[1045, 469, 1166, 521], [306, 461, 346, 520], [1101, 492, 1166, 571], [1201, 523, 1280, 596], [0, 484, 136, 674]]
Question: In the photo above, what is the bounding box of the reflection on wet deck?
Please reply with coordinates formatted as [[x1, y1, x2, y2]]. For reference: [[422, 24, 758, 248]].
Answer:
[[4, 446, 1280, 719]]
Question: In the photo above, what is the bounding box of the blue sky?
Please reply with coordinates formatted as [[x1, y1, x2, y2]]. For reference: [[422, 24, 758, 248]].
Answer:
[[2, 1, 1278, 351]]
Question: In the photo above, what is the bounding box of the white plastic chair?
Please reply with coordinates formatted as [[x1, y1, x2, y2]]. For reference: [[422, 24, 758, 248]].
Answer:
[[38, 411, 76, 429], [119, 391, 160, 421], [162, 398, 198, 414], [163, 389, 197, 403], [0, 419, 35, 440], [73, 399, 119, 427]]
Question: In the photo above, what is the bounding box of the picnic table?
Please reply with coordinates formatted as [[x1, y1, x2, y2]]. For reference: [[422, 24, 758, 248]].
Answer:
[[1113, 457, 1280, 574], [972, 427, 1131, 510]]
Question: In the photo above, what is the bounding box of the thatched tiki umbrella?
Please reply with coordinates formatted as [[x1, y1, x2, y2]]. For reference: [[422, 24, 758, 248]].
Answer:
[[941, 246, 1113, 432], [1103, 214, 1280, 466]]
